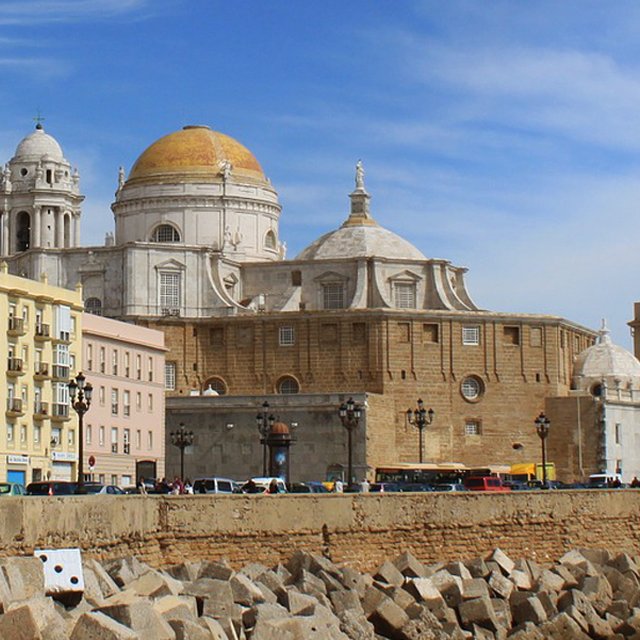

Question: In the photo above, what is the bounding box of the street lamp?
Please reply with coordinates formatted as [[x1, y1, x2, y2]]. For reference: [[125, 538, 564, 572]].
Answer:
[[170, 423, 194, 482], [534, 412, 551, 488], [68, 372, 93, 494], [338, 397, 363, 491], [256, 401, 275, 476], [406, 399, 435, 463]]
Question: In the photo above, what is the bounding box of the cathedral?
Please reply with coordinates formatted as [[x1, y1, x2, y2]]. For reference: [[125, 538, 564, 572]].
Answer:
[[5, 122, 638, 484]]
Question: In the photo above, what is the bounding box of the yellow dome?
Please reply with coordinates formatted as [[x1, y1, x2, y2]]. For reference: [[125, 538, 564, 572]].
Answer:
[[126, 125, 265, 184]]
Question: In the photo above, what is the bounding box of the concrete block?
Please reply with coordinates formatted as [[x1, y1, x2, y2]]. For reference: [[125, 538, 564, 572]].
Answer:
[[230, 573, 265, 606], [98, 597, 175, 640], [462, 578, 490, 600], [328, 588, 363, 617], [465, 558, 491, 579], [535, 590, 557, 619], [317, 569, 345, 593], [579, 548, 610, 567], [0, 597, 57, 640], [242, 601, 290, 630], [559, 549, 590, 567], [538, 611, 592, 639], [293, 569, 327, 600], [470, 623, 495, 639], [397, 606, 443, 639], [368, 596, 410, 639], [238, 563, 270, 581], [199, 616, 231, 639], [337, 608, 375, 640], [604, 566, 640, 603], [70, 611, 138, 639], [506, 621, 545, 639], [340, 566, 367, 598], [457, 595, 500, 632], [446, 562, 472, 581], [563, 604, 590, 633], [165, 561, 202, 583], [609, 553, 640, 577], [373, 560, 405, 588], [491, 598, 512, 630], [256, 570, 287, 604], [392, 551, 428, 578], [551, 564, 579, 589], [0, 556, 45, 603], [169, 618, 213, 640], [536, 569, 565, 593], [34, 548, 84, 597], [102, 557, 147, 588], [488, 570, 514, 600], [509, 593, 548, 626], [198, 560, 234, 582], [249, 617, 302, 640], [126, 569, 183, 598], [82, 559, 120, 601], [606, 598, 630, 621], [486, 549, 515, 576], [581, 574, 613, 615], [153, 594, 199, 623], [362, 585, 387, 618], [430, 570, 464, 607], [284, 589, 316, 616], [510, 569, 532, 591], [254, 582, 278, 605]]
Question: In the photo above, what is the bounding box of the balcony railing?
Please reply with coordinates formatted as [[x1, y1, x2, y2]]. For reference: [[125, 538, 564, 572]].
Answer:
[[6, 398, 23, 415], [35, 323, 51, 339], [51, 403, 70, 419], [33, 401, 49, 417], [34, 362, 50, 378], [7, 317, 25, 335], [7, 358, 24, 375]]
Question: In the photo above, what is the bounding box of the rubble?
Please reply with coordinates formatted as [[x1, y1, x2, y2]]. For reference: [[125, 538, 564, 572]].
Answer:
[[1, 546, 640, 638]]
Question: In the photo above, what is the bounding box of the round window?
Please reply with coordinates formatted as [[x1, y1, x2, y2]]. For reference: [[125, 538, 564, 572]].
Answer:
[[20, 168, 28, 177], [461, 376, 483, 402]]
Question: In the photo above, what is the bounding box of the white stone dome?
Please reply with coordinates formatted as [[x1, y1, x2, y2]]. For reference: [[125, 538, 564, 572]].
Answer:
[[573, 321, 640, 384], [13, 125, 64, 162], [296, 224, 426, 261]]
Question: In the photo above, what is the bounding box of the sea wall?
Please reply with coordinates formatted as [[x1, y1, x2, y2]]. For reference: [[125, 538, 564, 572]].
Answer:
[[1, 490, 638, 571]]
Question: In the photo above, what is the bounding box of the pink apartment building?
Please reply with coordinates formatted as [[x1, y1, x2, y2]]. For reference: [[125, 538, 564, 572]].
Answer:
[[81, 314, 167, 487]]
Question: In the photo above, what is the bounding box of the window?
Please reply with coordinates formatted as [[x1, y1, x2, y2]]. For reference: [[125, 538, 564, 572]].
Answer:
[[394, 282, 416, 309], [136, 429, 141, 449], [68, 429, 75, 446], [461, 376, 484, 401], [503, 326, 520, 346], [277, 376, 300, 394], [148, 357, 153, 381], [398, 322, 410, 343], [112, 350, 118, 375], [123, 391, 130, 417], [124, 352, 130, 377], [465, 421, 481, 436], [320, 323, 338, 344], [152, 224, 180, 243], [123, 429, 130, 454], [51, 427, 61, 446], [111, 427, 118, 453], [165, 362, 176, 390], [159, 272, 181, 309], [99, 347, 106, 373], [291, 270, 302, 286], [279, 326, 295, 346], [530, 326, 542, 347], [20, 424, 27, 444], [136, 392, 142, 410], [423, 323, 439, 344], [86, 344, 93, 371], [85, 297, 102, 316], [147, 430, 153, 450], [136, 355, 141, 380], [615, 423, 622, 445], [34, 424, 41, 444], [99, 426, 105, 446], [265, 230, 277, 249], [323, 283, 345, 309], [204, 377, 227, 395], [111, 389, 118, 415], [6, 424, 14, 443], [352, 323, 366, 344], [99, 386, 105, 406], [86, 425, 92, 445], [462, 326, 480, 346], [148, 394, 153, 411]]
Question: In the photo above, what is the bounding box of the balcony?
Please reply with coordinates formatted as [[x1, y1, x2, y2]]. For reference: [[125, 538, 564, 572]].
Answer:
[[52, 331, 70, 345], [34, 323, 51, 341], [33, 401, 49, 419], [6, 398, 24, 417], [51, 403, 70, 421], [123, 443, 130, 454], [34, 362, 50, 380], [6, 358, 24, 377], [111, 443, 118, 453], [51, 365, 70, 381], [7, 317, 26, 336]]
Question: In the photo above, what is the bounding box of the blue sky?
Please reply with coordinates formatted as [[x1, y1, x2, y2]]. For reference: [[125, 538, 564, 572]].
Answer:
[[1, 0, 639, 346]]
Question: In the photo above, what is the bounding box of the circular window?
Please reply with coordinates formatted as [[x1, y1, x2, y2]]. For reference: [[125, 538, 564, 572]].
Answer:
[[461, 376, 484, 402], [277, 376, 300, 395], [591, 383, 602, 398], [203, 377, 227, 395], [20, 168, 28, 177]]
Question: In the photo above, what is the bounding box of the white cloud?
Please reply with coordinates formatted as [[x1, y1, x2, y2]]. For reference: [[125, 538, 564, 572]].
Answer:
[[0, 0, 149, 24]]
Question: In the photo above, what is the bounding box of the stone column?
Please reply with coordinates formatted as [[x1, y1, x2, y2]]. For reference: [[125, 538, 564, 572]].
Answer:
[[74, 211, 80, 247], [1, 209, 9, 255], [55, 208, 63, 248], [32, 206, 41, 248]]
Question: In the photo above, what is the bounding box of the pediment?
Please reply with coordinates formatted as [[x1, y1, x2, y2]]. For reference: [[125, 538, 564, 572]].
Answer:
[[154, 258, 185, 271]]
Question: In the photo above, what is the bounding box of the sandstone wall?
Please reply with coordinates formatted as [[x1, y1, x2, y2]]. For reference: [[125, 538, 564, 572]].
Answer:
[[1, 491, 638, 572]]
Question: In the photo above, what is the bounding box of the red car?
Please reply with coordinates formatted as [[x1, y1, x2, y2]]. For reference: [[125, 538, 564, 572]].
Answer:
[[463, 476, 511, 492]]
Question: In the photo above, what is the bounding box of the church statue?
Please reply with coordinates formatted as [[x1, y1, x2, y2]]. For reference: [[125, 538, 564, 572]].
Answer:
[[118, 166, 125, 190], [355, 159, 365, 190], [219, 159, 233, 180]]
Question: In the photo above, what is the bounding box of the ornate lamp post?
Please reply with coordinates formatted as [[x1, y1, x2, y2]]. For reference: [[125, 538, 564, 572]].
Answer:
[[406, 399, 435, 463], [256, 401, 275, 476], [338, 397, 363, 491], [170, 423, 194, 482], [68, 372, 93, 494], [534, 412, 551, 488]]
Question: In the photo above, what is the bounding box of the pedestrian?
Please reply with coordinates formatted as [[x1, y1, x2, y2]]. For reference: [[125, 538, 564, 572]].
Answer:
[[243, 479, 261, 494], [360, 477, 370, 493], [334, 478, 344, 493], [138, 477, 147, 495], [631, 476, 640, 488], [264, 479, 279, 494], [184, 478, 193, 494]]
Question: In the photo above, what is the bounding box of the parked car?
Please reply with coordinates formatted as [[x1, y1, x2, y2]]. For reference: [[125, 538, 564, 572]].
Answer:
[[503, 481, 530, 491], [26, 481, 78, 496], [0, 482, 26, 496], [246, 477, 288, 493], [463, 476, 511, 492], [369, 482, 402, 493], [193, 477, 236, 494], [83, 483, 125, 495], [432, 483, 467, 492], [289, 482, 330, 494], [398, 483, 434, 492]]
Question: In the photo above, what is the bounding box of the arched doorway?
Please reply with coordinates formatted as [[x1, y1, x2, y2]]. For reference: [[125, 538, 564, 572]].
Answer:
[[16, 211, 31, 252]]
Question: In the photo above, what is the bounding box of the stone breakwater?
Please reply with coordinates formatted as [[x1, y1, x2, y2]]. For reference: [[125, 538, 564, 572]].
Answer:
[[1, 546, 640, 638]]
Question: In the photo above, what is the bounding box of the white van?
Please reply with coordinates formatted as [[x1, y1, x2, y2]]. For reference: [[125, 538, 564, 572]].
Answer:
[[588, 473, 622, 487], [247, 477, 287, 493], [193, 477, 236, 494]]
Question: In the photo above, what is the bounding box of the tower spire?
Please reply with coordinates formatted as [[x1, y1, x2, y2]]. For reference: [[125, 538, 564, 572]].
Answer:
[[343, 160, 377, 227]]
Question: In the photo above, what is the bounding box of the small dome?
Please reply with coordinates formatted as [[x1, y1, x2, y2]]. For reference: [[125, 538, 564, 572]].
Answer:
[[126, 125, 266, 185], [296, 224, 426, 261], [13, 125, 64, 162], [270, 421, 290, 435], [573, 320, 640, 384]]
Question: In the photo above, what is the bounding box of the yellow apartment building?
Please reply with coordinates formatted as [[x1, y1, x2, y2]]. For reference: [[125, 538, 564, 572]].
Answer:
[[0, 264, 83, 486]]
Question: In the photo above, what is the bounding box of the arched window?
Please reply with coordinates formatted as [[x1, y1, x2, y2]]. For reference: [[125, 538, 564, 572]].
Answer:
[[16, 211, 30, 252], [277, 376, 300, 395], [265, 230, 277, 250], [203, 377, 227, 395], [151, 224, 181, 243], [85, 297, 103, 316]]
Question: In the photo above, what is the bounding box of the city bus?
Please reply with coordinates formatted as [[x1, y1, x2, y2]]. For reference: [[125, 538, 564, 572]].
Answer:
[[509, 462, 556, 483], [375, 462, 513, 486]]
